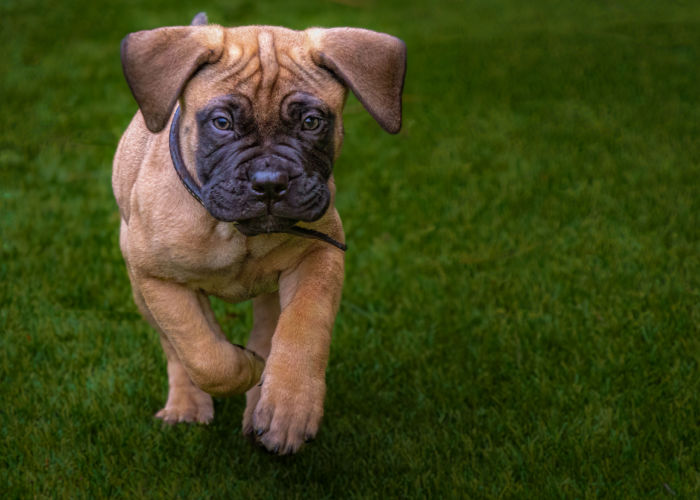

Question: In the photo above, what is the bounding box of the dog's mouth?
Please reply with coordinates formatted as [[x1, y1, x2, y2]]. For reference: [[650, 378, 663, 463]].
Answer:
[[234, 215, 298, 236], [232, 215, 346, 250], [201, 172, 332, 231]]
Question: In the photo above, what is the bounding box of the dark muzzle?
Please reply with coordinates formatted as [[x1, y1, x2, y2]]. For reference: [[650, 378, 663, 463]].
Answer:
[[169, 107, 347, 251]]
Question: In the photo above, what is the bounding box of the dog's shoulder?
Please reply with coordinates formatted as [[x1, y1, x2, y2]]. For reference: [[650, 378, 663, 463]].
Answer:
[[112, 111, 154, 223]]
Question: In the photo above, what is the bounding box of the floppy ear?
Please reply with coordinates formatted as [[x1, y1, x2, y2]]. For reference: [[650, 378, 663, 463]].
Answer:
[[309, 28, 407, 134], [120, 25, 224, 132]]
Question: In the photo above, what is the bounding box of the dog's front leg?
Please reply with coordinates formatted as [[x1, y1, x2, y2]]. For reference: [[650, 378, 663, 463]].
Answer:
[[136, 276, 265, 397], [253, 247, 344, 454]]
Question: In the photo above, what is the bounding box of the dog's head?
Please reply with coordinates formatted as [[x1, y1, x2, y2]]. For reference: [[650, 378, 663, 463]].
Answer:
[[120, 21, 406, 235]]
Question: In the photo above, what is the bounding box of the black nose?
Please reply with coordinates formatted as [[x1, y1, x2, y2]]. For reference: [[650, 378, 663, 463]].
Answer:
[[250, 170, 289, 200]]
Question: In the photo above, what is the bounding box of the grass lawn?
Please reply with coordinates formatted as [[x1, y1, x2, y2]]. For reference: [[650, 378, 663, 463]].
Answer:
[[1, 0, 699, 497]]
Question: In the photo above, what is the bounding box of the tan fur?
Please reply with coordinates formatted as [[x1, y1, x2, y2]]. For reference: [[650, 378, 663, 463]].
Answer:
[[114, 23, 405, 454]]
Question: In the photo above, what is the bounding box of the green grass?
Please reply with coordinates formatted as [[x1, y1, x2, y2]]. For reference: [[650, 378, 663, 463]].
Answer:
[[1, 0, 699, 497]]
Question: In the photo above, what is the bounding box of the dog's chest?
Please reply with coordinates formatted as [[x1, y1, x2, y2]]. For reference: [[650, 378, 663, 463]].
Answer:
[[155, 222, 298, 303], [193, 264, 279, 303]]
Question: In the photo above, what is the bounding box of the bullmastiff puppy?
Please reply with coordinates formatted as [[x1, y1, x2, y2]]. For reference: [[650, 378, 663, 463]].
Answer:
[[113, 13, 406, 455]]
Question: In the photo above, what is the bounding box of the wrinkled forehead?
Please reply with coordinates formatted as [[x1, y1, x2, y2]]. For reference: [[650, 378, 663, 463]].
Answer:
[[182, 26, 347, 119]]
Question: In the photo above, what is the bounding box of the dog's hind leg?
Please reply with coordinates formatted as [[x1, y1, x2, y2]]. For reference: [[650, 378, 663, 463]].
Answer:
[[242, 291, 280, 436], [155, 332, 215, 424]]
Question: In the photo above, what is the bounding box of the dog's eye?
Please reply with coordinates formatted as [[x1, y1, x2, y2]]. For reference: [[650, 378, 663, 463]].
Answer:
[[213, 116, 232, 130], [302, 115, 322, 131]]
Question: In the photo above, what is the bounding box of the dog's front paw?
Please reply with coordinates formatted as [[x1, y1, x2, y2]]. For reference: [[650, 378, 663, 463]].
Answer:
[[251, 370, 325, 455], [155, 385, 214, 424]]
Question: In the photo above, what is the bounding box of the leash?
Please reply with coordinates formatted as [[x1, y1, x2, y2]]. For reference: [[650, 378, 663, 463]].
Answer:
[[168, 107, 347, 252]]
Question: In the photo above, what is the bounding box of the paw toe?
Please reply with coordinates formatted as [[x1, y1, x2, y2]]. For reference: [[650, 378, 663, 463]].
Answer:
[[155, 400, 213, 425]]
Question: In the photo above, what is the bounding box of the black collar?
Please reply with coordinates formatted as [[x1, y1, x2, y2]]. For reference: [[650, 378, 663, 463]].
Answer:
[[168, 107, 347, 252]]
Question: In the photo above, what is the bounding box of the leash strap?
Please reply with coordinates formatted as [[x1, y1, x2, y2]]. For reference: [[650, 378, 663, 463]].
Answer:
[[168, 107, 347, 252], [169, 107, 205, 204], [282, 226, 348, 252]]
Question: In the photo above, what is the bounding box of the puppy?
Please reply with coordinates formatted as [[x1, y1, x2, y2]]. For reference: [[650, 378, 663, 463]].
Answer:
[[113, 13, 406, 454]]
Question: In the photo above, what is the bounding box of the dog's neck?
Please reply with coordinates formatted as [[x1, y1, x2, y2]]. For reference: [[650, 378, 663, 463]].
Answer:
[[168, 107, 347, 252]]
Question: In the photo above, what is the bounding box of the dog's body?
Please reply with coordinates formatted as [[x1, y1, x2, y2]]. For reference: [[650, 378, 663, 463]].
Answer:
[[113, 15, 405, 454]]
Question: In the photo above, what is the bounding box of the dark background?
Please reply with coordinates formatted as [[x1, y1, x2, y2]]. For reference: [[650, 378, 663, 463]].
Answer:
[[1, 0, 698, 497]]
